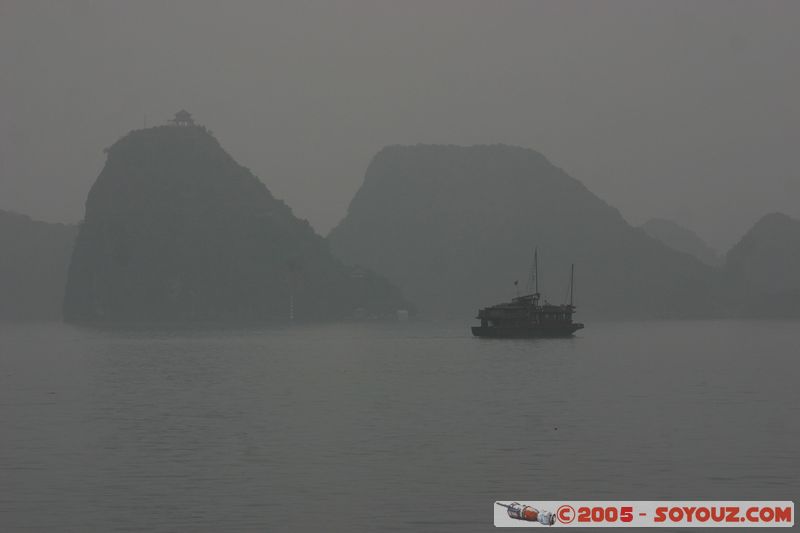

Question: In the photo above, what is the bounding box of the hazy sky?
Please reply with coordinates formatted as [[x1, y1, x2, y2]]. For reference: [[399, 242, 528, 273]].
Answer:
[[1, 1, 798, 250]]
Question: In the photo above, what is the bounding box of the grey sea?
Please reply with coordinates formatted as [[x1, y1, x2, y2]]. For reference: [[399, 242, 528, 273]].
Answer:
[[1, 320, 798, 532]]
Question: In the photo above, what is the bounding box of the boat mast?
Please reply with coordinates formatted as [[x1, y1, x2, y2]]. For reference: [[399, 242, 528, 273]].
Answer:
[[532, 247, 541, 307], [569, 263, 575, 307]]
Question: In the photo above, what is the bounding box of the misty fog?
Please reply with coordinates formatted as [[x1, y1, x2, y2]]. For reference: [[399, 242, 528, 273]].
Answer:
[[2, 1, 798, 251]]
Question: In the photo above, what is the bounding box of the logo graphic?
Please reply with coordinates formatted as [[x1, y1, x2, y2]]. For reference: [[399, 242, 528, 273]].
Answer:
[[496, 502, 556, 526], [493, 501, 794, 527], [557, 504, 576, 524]]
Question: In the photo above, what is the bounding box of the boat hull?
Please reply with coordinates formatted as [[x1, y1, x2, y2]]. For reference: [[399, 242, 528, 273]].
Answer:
[[471, 323, 583, 338]]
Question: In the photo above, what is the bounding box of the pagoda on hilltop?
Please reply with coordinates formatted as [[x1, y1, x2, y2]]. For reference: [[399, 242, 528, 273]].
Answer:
[[169, 109, 195, 127]]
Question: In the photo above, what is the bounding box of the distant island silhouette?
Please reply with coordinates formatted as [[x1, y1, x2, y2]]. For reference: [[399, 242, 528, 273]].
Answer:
[[328, 144, 800, 318], [641, 218, 721, 267], [0, 210, 76, 320], [62, 112, 408, 323], [723, 212, 800, 317], [1, 114, 798, 321]]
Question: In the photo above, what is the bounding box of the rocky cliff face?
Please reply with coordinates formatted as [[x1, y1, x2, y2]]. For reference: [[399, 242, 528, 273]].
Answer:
[[64, 125, 406, 322], [0, 210, 76, 320], [723, 212, 800, 316], [641, 218, 721, 266], [328, 144, 721, 318], [726, 212, 800, 292]]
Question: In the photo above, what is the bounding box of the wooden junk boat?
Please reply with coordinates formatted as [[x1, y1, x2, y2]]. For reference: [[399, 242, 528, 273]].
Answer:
[[471, 251, 584, 338]]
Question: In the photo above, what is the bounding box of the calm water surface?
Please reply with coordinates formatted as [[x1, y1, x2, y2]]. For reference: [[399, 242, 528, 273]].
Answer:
[[1, 320, 798, 531]]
